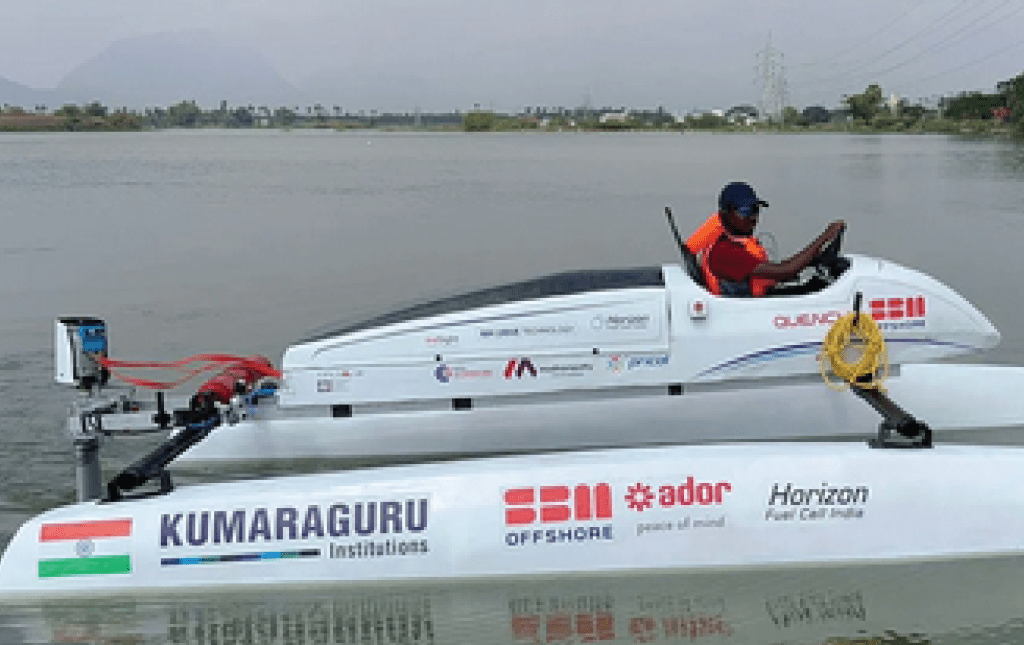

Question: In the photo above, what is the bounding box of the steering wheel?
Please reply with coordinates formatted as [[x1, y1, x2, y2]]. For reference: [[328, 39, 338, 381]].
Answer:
[[810, 226, 848, 281]]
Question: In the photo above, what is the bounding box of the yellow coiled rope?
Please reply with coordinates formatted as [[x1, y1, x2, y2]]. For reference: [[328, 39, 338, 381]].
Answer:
[[818, 311, 888, 391]]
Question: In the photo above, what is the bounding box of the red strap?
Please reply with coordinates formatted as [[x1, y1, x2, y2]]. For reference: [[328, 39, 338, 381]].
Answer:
[[98, 354, 281, 390]]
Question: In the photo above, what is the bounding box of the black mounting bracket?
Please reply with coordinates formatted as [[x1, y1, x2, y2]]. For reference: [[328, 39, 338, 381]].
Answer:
[[105, 393, 221, 502], [852, 385, 933, 449]]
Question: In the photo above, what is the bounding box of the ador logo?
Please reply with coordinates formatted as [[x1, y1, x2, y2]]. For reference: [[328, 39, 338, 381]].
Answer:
[[624, 478, 733, 512]]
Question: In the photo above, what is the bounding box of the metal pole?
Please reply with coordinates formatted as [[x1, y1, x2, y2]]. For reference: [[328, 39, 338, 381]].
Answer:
[[74, 436, 103, 502]]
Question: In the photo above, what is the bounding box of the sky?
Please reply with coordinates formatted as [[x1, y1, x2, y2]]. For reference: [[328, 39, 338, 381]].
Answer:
[[2, 0, 1024, 113]]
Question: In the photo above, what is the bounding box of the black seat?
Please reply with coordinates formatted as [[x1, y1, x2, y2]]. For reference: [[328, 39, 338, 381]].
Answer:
[[681, 245, 707, 290]]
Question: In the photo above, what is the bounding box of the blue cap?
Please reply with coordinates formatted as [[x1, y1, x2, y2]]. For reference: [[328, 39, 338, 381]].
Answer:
[[719, 182, 769, 217]]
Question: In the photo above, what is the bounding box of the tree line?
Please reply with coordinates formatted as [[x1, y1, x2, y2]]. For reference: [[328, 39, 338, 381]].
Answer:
[[839, 70, 1023, 136], [0, 101, 467, 131], [2, 69, 1023, 137]]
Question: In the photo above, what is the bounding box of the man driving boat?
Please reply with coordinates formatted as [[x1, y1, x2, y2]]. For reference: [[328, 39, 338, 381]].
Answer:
[[686, 181, 846, 297]]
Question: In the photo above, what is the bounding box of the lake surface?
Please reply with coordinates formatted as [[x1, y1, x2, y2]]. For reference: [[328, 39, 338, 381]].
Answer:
[[1, 130, 1023, 643]]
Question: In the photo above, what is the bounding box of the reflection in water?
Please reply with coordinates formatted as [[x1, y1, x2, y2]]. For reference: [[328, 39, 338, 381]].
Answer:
[[163, 595, 436, 645], [12, 554, 1024, 645], [994, 142, 1024, 185]]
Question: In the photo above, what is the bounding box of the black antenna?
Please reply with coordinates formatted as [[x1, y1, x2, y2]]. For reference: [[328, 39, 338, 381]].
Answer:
[[664, 206, 688, 259]]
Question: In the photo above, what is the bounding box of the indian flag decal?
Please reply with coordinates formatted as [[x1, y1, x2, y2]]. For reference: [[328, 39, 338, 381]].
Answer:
[[38, 518, 133, 578]]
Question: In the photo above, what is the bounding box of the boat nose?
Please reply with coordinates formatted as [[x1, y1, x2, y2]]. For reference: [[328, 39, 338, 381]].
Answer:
[[977, 312, 1001, 351], [958, 295, 1001, 351]]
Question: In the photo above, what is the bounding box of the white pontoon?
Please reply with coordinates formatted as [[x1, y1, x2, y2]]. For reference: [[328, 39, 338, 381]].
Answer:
[[7, 440, 1024, 599]]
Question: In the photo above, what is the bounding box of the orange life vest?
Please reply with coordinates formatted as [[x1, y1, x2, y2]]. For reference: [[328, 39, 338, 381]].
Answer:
[[686, 213, 774, 297]]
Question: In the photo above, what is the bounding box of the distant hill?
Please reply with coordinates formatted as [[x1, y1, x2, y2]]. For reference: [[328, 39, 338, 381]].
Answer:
[[56, 31, 306, 109], [0, 75, 61, 110]]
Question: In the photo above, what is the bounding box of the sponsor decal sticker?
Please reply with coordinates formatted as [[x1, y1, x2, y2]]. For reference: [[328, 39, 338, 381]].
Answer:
[[38, 518, 133, 578], [503, 484, 613, 546], [607, 354, 670, 374], [773, 311, 842, 330], [504, 358, 537, 379], [538, 362, 593, 377], [159, 498, 430, 565], [480, 328, 520, 339], [435, 364, 494, 383], [425, 335, 459, 346], [625, 479, 732, 512], [505, 357, 593, 379], [870, 296, 926, 330], [607, 354, 626, 374], [591, 314, 652, 331], [314, 369, 362, 394], [482, 325, 574, 338], [765, 482, 868, 521], [523, 325, 575, 336], [629, 354, 669, 370], [625, 479, 733, 536]]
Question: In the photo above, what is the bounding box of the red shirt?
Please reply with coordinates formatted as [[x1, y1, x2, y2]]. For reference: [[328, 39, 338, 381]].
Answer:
[[706, 236, 763, 282]]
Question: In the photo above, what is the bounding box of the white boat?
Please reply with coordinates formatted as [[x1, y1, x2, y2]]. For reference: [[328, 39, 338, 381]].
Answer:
[[5, 226, 1024, 599], [52, 227, 1024, 470], [7, 440, 1024, 599]]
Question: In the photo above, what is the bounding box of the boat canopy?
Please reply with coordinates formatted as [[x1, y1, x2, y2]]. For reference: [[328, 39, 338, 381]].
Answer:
[[298, 266, 666, 343]]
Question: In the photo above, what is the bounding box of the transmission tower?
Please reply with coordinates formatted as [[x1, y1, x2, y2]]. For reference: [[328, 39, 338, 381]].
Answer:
[[755, 33, 788, 122]]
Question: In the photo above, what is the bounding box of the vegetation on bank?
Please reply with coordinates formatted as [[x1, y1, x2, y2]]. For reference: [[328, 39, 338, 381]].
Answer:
[[462, 71, 1024, 139], [0, 100, 468, 132], [0, 102, 143, 131], [2, 70, 1023, 139]]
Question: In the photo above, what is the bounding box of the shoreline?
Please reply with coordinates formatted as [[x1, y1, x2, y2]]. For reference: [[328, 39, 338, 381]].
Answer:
[[0, 116, 1019, 140]]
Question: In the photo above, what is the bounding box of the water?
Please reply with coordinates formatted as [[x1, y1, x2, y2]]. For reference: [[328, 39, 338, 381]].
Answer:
[[1, 130, 1024, 643]]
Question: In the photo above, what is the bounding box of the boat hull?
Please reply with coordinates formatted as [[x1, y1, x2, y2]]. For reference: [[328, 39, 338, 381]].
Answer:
[[5, 440, 1024, 599], [170, 363, 1024, 466]]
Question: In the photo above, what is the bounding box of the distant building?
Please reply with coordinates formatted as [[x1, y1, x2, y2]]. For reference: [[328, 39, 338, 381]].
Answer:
[[599, 111, 629, 124], [888, 93, 900, 115], [726, 105, 758, 125], [801, 106, 831, 124]]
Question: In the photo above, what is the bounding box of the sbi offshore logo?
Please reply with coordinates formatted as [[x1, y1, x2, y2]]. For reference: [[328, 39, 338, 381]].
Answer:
[[503, 484, 613, 547]]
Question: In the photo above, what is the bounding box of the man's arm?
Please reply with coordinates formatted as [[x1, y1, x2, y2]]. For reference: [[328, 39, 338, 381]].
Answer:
[[750, 221, 846, 282]]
